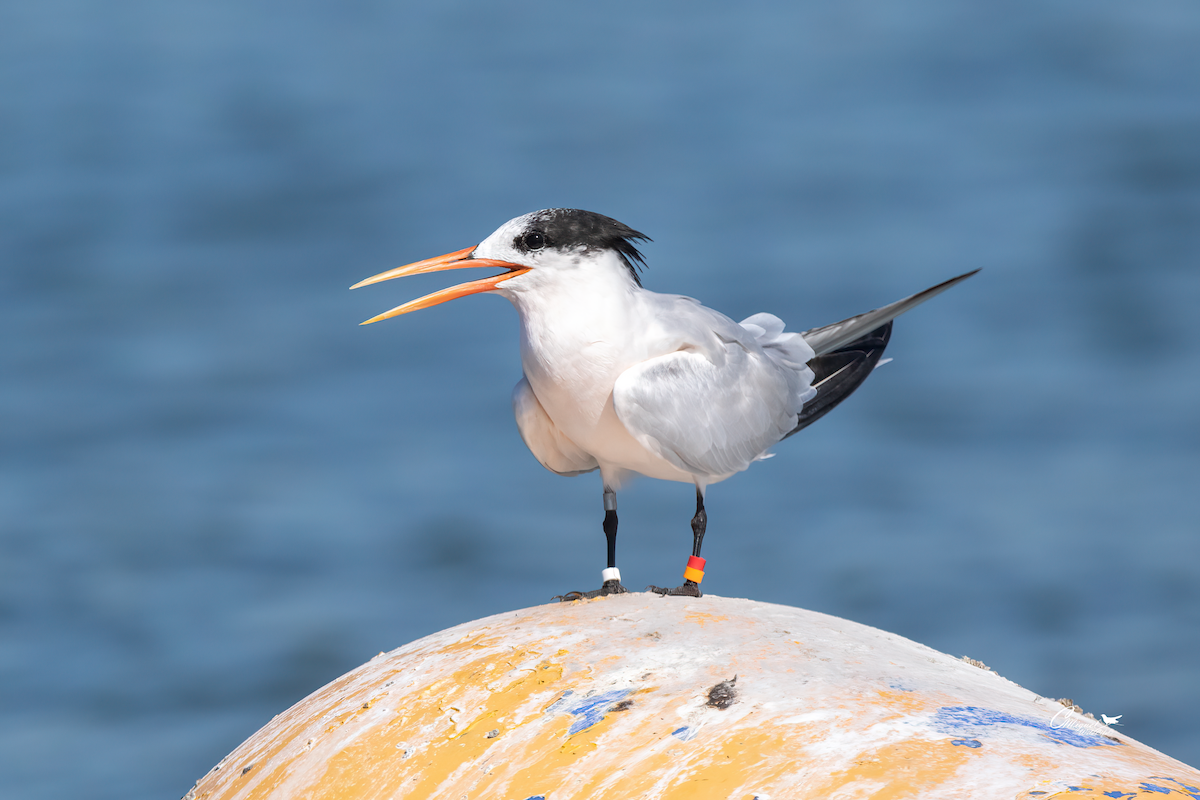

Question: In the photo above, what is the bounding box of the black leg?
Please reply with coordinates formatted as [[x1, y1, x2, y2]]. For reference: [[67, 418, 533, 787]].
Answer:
[[649, 487, 706, 597], [690, 488, 707, 557], [605, 506, 618, 568], [554, 486, 628, 601]]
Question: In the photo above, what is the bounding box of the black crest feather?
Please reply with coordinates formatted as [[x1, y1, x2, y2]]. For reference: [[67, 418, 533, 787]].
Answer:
[[516, 209, 651, 286]]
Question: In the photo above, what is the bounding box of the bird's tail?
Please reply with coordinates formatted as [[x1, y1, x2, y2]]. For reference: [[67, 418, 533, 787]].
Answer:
[[785, 321, 892, 438], [783, 269, 978, 437], [800, 270, 978, 356]]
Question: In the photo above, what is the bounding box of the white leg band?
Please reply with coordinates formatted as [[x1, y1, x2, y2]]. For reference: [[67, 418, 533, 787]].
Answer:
[[601, 567, 621, 583]]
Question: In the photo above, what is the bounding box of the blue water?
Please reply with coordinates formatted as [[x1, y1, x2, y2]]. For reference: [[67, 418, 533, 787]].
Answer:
[[3, 2, 1199, 797]]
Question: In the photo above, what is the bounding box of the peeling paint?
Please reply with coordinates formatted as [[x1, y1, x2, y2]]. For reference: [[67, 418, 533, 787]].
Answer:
[[934, 706, 1121, 749], [185, 595, 1200, 800]]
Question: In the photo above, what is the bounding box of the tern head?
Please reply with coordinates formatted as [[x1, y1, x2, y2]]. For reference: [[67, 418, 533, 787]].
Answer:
[[352, 209, 651, 324]]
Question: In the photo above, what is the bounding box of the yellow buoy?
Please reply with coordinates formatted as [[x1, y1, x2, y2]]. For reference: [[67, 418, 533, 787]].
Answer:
[[185, 594, 1200, 799]]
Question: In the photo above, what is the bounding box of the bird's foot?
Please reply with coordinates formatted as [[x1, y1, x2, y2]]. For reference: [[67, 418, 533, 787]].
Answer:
[[648, 579, 702, 598], [553, 579, 628, 602]]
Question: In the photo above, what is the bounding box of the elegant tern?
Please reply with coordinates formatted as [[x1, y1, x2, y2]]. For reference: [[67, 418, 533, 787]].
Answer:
[[353, 209, 976, 599]]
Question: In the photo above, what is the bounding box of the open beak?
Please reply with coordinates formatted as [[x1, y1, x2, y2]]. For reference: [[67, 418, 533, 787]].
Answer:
[[350, 245, 530, 325]]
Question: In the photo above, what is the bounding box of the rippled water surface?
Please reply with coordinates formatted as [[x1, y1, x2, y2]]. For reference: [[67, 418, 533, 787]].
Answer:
[[3, 2, 1199, 797]]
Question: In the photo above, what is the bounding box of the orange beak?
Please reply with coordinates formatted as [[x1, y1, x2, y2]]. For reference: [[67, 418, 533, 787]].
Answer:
[[350, 245, 530, 325]]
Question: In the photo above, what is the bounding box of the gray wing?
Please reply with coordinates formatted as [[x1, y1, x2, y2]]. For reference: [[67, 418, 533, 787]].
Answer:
[[612, 346, 802, 480], [512, 376, 599, 476], [801, 270, 978, 355]]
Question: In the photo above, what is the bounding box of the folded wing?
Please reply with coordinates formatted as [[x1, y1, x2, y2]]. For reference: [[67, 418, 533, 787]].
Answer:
[[613, 312, 814, 481]]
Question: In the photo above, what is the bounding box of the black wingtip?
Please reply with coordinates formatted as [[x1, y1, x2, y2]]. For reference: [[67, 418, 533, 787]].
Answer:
[[786, 321, 893, 438]]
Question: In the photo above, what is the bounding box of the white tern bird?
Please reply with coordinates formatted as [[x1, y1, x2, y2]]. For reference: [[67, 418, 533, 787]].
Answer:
[[352, 208, 976, 599]]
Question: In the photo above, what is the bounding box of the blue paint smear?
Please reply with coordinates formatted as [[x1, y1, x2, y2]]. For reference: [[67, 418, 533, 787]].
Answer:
[[546, 688, 634, 735], [672, 726, 697, 741], [933, 706, 1120, 749], [1149, 777, 1200, 799], [1139, 784, 1172, 794], [521, 796, 546, 800], [1102, 792, 1135, 798], [950, 738, 982, 748]]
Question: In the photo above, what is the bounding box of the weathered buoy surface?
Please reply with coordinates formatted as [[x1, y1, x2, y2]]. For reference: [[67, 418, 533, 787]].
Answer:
[[186, 594, 1199, 799]]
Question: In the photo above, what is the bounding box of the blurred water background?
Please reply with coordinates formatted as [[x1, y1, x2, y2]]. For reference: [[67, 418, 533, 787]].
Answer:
[[3, 1, 1199, 797]]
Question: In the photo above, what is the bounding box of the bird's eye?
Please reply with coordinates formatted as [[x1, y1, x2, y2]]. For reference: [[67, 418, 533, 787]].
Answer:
[[521, 231, 546, 251]]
